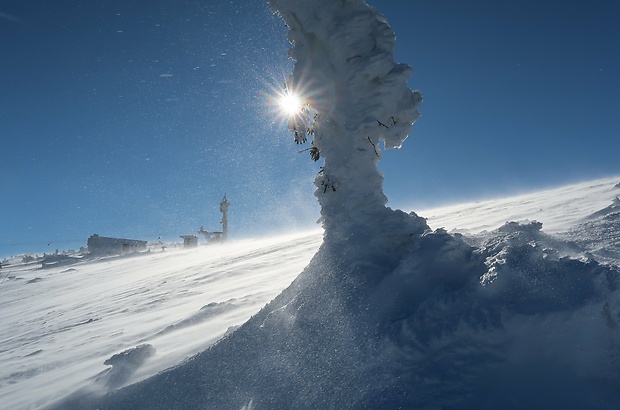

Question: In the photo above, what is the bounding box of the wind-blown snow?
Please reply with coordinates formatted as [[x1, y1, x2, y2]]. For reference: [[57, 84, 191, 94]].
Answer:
[[2, 176, 614, 409], [420, 176, 620, 235], [3, 0, 620, 405], [0, 232, 322, 410]]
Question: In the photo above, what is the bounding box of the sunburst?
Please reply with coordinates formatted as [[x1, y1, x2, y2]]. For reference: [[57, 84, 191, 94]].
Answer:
[[278, 91, 302, 116]]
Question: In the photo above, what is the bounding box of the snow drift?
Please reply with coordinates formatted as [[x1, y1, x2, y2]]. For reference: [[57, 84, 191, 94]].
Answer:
[[48, 181, 620, 409]]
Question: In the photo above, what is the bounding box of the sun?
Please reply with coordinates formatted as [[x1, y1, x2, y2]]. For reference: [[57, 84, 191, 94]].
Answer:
[[278, 92, 302, 116]]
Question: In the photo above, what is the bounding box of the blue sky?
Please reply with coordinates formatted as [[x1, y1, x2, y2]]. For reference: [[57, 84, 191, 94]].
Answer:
[[377, 0, 620, 208], [1, 0, 619, 257]]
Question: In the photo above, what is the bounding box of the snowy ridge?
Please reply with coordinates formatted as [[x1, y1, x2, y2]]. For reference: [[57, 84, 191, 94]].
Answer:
[[35, 177, 620, 410], [419, 176, 620, 234]]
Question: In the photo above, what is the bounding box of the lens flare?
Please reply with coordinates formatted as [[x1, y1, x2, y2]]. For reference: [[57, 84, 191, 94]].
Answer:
[[278, 92, 302, 116]]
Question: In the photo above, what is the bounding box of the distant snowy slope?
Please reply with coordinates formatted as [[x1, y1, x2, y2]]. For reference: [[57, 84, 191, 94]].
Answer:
[[419, 175, 620, 234], [421, 175, 620, 269]]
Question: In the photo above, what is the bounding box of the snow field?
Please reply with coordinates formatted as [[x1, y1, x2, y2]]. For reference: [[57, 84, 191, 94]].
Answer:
[[0, 231, 322, 410]]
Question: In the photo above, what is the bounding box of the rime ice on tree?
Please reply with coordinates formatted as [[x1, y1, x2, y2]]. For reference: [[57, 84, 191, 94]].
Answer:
[[268, 0, 423, 232]]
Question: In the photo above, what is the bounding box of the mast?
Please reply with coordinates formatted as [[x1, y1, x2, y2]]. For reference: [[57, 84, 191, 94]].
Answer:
[[220, 194, 230, 241]]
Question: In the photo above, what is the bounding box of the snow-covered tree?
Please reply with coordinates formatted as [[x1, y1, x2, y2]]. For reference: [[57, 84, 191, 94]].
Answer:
[[268, 0, 423, 233]]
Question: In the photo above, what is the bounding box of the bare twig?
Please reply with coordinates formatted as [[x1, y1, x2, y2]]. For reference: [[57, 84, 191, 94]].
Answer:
[[367, 137, 379, 156]]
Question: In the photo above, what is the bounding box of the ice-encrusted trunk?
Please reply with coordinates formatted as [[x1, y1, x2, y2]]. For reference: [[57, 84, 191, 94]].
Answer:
[[268, 0, 422, 234]]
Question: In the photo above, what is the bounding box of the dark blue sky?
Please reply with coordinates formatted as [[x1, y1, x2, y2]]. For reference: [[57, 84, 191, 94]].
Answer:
[[1, 0, 619, 257], [374, 0, 620, 207]]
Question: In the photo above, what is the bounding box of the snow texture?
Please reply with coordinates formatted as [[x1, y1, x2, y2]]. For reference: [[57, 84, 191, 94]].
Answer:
[[36, 177, 620, 410], [0, 177, 618, 409], [0, 232, 322, 410]]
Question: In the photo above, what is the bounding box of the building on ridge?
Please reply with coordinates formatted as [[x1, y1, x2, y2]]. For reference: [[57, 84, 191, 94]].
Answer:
[[87, 234, 147, 256], [180, 235, 198, 248]]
